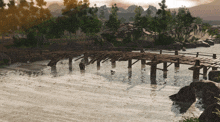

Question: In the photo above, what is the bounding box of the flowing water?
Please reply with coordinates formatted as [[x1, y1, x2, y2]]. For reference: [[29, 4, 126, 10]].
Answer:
[[0, 44, 220, 122]]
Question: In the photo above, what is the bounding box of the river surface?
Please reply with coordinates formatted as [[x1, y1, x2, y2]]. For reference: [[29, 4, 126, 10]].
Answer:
[[0, 44, 220, 122]]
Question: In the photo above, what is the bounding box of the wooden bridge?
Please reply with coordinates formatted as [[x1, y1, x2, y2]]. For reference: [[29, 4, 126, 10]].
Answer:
[[47, 48, 220, 81]]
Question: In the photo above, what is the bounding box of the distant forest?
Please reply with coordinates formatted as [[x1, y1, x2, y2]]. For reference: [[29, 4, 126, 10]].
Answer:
[[203, 20, 220, 26]]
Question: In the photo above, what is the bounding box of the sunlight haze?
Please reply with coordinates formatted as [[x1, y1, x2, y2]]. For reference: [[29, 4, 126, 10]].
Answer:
[[4, 0, 215, 10]]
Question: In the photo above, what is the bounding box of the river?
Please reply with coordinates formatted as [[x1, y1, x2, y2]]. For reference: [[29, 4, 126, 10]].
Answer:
[[0, 44, 219, 122]]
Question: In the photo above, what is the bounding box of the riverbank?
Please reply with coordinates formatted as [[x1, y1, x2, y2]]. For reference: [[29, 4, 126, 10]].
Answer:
[[0, 37, 219, 67]]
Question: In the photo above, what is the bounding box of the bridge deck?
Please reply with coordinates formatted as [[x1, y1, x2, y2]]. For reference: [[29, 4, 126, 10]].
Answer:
[[47, 50, 220, 68]]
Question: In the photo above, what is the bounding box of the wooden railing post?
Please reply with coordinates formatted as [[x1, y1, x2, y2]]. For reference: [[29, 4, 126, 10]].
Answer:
[[196, 52, 199, 57], [160, 50, 162, 54]]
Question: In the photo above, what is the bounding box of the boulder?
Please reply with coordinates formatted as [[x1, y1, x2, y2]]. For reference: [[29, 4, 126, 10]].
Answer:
[[171, 42, 183, 50], [184, 42, 197, 48], [182, 47, 186, 51], [190, 80, 220, 109], [199, 103, 220, 122], [0, 53, 11, 66], [170, 80, 220, 109], [169, 85, 196, 103], [209, 70, 220, 83], [196, 41, 210, 47], [205, 39, 214, 45]]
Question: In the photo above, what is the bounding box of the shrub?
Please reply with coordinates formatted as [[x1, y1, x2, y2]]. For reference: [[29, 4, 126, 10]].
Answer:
[[180, 117, 200, 122], [155, 34, 175, 45]]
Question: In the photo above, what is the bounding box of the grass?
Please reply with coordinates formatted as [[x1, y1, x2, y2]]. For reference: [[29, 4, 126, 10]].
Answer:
[[180, 117, 200, 122]]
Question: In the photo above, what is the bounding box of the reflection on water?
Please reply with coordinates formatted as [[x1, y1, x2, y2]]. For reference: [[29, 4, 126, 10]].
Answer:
[[150, 84, 157, 103], [128, 68, 132, 85]]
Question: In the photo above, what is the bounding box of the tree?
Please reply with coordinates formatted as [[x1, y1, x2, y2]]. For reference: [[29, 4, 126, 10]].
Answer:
[[129, 17, 134, 22], [80, 4, 102, 36], [61, 0, 90, 39], [0, 0, 7, 40], [201, 23, 211, 37], [133, 6, 144, 41], [6, 0, 20, 34], [99, 8, 105, 20], [120, 17, 126, 23], [105, 4, 120, 32], [193, 17, 203, 35], [154, 0, 175, 45], [102, 3, 120, 46]]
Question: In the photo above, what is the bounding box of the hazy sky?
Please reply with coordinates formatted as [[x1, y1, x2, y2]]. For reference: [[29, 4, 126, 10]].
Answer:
[[5, 0, 215, 10]]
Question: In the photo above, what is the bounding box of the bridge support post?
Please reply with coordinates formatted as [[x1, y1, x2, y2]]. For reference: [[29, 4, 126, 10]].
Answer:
[[193, 60, 200, 82], [212, 54, 217, 70], [111, 60, 116, 68], [51, 65, 57, 76], [84, 53, 88, 65], [203, 66, 207, 79], [128, 59, 132, 68], [150, 62, 157, 84], [163, 62, 168, 78], [196, 52, 199, 57], [175, 51, 179, 67], [97, 60, 100, 70], [140, 49, 145, 67], [69, 57, 72, 72], [213, 54, 217, 59]]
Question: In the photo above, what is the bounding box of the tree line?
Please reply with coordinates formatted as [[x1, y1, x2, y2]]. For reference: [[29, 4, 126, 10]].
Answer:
[[0, 0, 219, 48]]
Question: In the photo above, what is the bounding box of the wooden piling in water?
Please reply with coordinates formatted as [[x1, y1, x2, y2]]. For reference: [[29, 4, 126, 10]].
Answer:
[[213, 54, 217, 59], [84, 53, 88, 65], [175, 51, 179, 67], [163, 62, 168, 78], [203, 66, 207, 79], [175, 58, 180, 67], [212, 54, 217, 70], [150, 63, 157, 83], [160, 50, 162, 54], [140, 49, 146, 65], [128, 59, 132, 68], [196, 52, 199, 57], [97, 60, 100, 70], [51, 65, 57, 75], [150, 56, 157, 82], [163, 62, 168, 71], [111, 60, 116, 68], [193, 60, 200, 81], [69, 57, 72, 72]]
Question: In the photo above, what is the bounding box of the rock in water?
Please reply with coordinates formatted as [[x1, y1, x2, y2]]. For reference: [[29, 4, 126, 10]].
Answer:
[[208, 70, 220, 83], [169, 85, 196, 103], [199, 103, 220, 122]]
